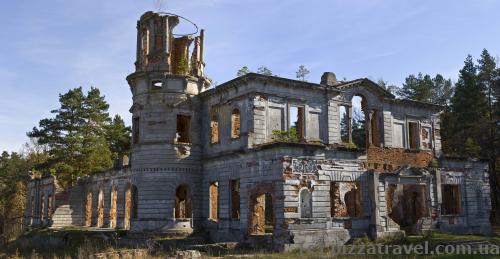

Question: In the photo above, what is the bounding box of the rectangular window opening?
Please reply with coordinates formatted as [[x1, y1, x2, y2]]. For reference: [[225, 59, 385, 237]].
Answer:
[[441, 184, 460, 215], [340, 106, 349, 143], [408, 121, 419, 149], [176, 115, 191, 143], [289, 106, 304, 142], [152, 80, 163, 89]]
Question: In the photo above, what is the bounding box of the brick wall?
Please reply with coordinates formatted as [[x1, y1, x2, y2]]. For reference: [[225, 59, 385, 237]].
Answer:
[[367, 146, 434, 171]]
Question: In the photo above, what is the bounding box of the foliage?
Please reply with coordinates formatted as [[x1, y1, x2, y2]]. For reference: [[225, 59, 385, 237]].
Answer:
[[256, 66, 273, 76], [237, 66, 251, 77], [441, 55, 489, 158], [397, 73, 453, 105], [27, 87, 130, 188], [295, 65, 310, 81], [351, 109, 366, 149], [271, 129, 299, 143]]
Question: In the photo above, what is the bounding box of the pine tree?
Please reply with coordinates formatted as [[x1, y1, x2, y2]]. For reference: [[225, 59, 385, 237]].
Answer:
[[441, 55, 489, 157], [397, 73, 453, 105], [27, 87, 128, 187], [430, 74, 453, 106]]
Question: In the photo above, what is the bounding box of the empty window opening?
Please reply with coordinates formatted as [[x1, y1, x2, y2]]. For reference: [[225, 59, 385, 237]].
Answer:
[[97, 189, 104, 227], [176, 185, 191, 219], [154, 20, 163, 51], [109, 186, 117, 228], [85, 191, 92, 227], [441, 185, 460, 215], [209, 182, 219, 220], [289, 106, 304, 142], [141, 28, 149, 55], [330, 182, 362, 218], [152, 80, 163, 89], [393, 122, 405, 148], [352, 96, 367, 148], [339, 106, 350, 143], [408, 121, 419, 149], [133, 117, 140, 144], [176, 115, 191, 143], [124, 184, 137, 229], [210, 114, 219, 144], [421, 127, 432, 149], [231, 180, 240, 219], [299, 189, 312, 218], [231, 108, 241, 139]]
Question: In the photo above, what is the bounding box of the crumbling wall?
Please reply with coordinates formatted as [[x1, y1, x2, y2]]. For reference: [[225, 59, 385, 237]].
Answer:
[[367, 146, 434, 171]]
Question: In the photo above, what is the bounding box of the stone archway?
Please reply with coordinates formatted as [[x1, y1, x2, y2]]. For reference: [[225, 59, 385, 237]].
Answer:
[[124, 185, 132, 230]]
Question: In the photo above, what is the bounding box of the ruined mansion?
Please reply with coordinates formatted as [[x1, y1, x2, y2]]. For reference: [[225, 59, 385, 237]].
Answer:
[[25, 11, 492, 249]]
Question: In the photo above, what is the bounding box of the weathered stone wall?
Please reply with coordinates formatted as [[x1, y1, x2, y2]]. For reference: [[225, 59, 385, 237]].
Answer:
[[366, 146, 434, 171]]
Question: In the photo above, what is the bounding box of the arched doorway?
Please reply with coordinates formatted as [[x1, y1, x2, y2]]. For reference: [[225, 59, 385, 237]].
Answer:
[[175, 185, 190, 219], [124, 184, 138, 230], [109, 186, 117, 228], [249, 192, 274, 235]]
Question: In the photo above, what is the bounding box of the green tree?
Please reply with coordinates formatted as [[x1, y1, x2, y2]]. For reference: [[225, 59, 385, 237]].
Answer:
[[106, 115, 131, 160], [27, 87, 127, 187], [296, 65, 310, 81], [397, 73, 453, 105], [441, 55, 489, 157], [237, 66, 251, 77], [351, 109, 366, 149], [377, 78, 400, 96], [257, 66, 273, 76]]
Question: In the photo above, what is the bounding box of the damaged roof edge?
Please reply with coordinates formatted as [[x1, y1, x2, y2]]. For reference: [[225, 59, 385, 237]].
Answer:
[[199, 73, 342, 98]]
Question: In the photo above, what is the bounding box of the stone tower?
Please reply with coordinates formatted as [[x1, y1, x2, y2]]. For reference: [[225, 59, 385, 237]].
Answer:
[[126, 11, 209, 232]]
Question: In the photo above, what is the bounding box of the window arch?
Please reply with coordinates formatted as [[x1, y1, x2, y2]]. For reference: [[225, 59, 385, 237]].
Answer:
[[299, 188, 312, 218], [175, 184, 191, 219], [231, 108, 241, 139], [210, 114, 219, 144]]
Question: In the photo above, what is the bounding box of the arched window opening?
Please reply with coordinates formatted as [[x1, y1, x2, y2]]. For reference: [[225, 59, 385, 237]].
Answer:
[[209, 182, 219, 220], [109, 186, 117, 228], [231, 108, 241, 139], [124, 184, 137, 229], [85, 191, 92, 227], [299, 189, 312, 218], [97, 189, 104, 227], [141, 28, 150, 56], [175, 185, 191, 219], [210, 114, 219, 144]]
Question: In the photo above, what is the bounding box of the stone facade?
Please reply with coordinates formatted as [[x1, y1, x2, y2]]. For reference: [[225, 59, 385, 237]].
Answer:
[[25, 11, 492, 250]]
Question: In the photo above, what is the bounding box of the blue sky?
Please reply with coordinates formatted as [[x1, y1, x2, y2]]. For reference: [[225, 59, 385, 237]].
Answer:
[[1, 0, 500, 152]]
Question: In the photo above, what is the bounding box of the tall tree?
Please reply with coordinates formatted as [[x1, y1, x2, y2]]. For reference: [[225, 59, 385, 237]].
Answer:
[[27, 87, 128, 187], [106, 115, 131, 160], [296, 65, 310, 81], [441, 55, 489, 157], [430, 74, 453, 106]]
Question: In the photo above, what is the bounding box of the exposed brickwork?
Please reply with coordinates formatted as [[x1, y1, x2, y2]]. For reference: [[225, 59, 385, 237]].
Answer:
[[367, 146, 434, 171], [248, 183, 274, 235]]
